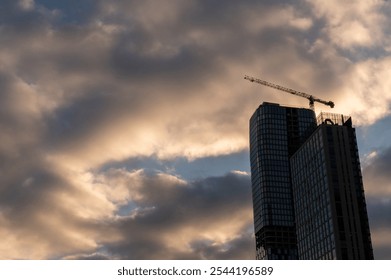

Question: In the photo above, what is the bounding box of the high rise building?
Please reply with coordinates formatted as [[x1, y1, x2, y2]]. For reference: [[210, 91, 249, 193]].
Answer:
[[290, 113, 373, 259], [249, 103, 373, 260], [249, 102, 317, 260]]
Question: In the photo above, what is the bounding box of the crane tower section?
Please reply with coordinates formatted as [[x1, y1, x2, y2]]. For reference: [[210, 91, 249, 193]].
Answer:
[[244, 75, 334, 111]]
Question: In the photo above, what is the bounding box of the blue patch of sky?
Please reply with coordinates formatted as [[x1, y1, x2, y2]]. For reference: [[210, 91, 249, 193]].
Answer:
[[97, 151, 250, 181], [36, 0, 96, 24], [356, 114, 391, 157], [107, 152, 250, 218], [117, 201, 139, 217], [166, 151, 250, 180], [337, 46, 390, 63]]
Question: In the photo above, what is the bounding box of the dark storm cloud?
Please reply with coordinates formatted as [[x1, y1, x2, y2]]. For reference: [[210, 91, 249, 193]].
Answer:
[[2, 0, 345, 161], [367, 197, 391, 229], [99, 0, 327, 83], [363, 146, 391, 195], [372, 245, 391, 260], [362, 146, 391, 222], [0, 156, 110, 258], [0, 1, 42, 26], [46, 91, 130, 147], [361, 145, 391, 259], [189, 230, 254, 260], [98, 171, 253, 260], [57, 170, 253, 260], [365, 146, 391, 180], [110, 40, 215, 83], [35, 0, 98, 24], [27, 0, 348, 163]]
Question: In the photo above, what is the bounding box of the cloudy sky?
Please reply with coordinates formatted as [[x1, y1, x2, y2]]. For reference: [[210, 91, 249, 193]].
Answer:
[[0, 0, 390, 260]]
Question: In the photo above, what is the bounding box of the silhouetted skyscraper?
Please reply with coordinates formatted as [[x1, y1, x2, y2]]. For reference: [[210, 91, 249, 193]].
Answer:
[[249, 102, 316, 260], [291, 113, 373, 259], [250, 103, 373, 260]]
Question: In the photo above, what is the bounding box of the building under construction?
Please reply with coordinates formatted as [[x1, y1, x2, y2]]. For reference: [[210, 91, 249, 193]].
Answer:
[[247, 76, 373, 260]]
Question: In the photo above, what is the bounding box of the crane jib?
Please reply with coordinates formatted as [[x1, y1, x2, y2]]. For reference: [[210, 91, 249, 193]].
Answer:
[[244, 75, 335, 110]]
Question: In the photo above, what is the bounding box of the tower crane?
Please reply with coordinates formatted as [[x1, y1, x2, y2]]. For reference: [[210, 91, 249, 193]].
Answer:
[[244, 75, 334, 111]]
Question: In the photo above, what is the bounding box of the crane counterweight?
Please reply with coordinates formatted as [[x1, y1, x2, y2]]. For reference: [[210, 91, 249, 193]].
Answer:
[[244, 75, 334, 110]]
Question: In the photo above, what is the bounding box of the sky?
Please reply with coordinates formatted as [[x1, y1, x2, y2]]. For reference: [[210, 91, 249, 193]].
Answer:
[[0, 0, 390, 260]]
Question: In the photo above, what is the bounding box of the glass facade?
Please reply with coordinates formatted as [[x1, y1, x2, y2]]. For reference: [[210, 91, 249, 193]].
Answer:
[[250, 106, 373, 260], [290, 126, 336, 259], [290, 113, 374, 260], [249, 103, 316, 259]]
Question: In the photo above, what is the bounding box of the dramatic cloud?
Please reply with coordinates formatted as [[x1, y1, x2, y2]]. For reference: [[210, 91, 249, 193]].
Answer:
[[97, 170, 253, 260], [0, 167, 253, 259], [366, 197, 391, 260], [361, 145, 391, 259], [0, 0, 390, 259], [363, 146, 391, 196], [306, 0, 389, 49]]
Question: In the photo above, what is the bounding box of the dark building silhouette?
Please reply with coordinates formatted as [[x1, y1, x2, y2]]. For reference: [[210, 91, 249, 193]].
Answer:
[[249, 103, 317, 259], [291, 113, 373, 259], [250, 103, 373, 260]]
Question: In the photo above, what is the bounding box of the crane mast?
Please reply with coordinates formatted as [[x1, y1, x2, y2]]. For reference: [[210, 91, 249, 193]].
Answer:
[[244, 75, 334, 111]]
